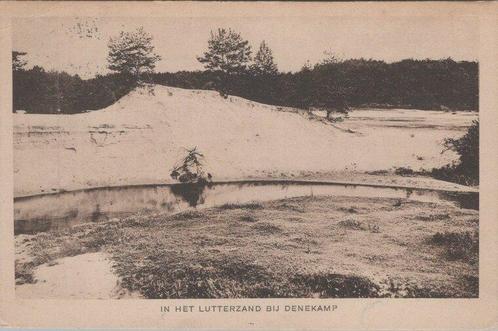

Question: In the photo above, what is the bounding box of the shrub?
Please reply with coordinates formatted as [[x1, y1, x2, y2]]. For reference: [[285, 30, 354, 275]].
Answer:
[[394, 166, 415, 176], [170, 147, 212, 184], [432, 120, 479, 185], [169, 148, 213, 207], [430, 231, 478, 263]]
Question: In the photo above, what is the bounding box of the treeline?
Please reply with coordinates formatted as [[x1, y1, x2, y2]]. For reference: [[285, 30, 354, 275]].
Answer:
[[13, 58, 478, 114], [152, 58, 478, 111], [13, 66, 136, 114], [12, 28, 478, 113]]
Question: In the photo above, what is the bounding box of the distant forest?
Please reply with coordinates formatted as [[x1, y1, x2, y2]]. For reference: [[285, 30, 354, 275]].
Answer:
[[13, 57, 478, 114]]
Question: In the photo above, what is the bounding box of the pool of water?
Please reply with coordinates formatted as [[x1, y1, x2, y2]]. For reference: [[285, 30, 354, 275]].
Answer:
[[14, 180, 478, 235]]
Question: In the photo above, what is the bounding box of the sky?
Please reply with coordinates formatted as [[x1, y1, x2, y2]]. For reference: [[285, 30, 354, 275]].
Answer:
[[13, 16, 479, 79]]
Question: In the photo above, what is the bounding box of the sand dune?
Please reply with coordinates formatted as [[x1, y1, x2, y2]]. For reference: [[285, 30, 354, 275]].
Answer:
[[14, 85, 477, 196]]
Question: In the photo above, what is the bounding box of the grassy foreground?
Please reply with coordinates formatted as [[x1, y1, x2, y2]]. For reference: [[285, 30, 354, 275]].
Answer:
[[16, 196, 478, 298]]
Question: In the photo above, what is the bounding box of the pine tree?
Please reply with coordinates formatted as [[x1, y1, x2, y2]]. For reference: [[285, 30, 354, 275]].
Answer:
[[197, 28, 252, 75], [250, 41, 278, 75], [294, 61, 314, 109], [107, 27, 161, 83]]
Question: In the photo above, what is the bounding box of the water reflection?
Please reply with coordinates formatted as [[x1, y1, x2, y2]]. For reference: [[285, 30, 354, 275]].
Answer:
[[14, 181, 478, 235], [170, 182, 211, 207]]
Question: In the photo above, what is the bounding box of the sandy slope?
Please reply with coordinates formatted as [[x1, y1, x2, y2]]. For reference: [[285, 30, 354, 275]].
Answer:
[[14, 85, 477, 196]]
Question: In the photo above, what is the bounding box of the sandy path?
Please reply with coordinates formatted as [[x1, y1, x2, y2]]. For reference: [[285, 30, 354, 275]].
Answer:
[[16, 252, 141, 299]]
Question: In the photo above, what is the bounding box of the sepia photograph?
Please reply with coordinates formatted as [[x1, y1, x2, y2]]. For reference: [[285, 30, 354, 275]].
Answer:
[[10, 12, 483, 301], [1, 2, 497, 329]]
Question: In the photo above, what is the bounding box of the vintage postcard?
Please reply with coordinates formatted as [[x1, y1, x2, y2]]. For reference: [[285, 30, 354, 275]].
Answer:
[[0, 1, 497, 329]]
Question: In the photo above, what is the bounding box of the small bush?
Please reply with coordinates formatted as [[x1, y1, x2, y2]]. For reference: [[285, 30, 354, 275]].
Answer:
[[170, 147, 212, 184], [430, 231, 478, 262], [394, 167, 415, 176], [169, 148, 213, 207], [432, 120, 479, 186]]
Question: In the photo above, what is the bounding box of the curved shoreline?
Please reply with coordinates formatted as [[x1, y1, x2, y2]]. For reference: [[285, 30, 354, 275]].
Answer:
[[14, 177, 478, 201]]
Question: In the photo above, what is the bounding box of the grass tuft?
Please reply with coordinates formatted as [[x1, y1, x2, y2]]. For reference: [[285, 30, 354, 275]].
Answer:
[[338, 207, 359, 213], [171, 210, 203, 221], [218, 202, 263, 210], [238, 215, 258, 223], [291, 273, 380, 298], [337, 219, 380, 233], [417, 213, 450, 221], [338, 219, 363, 230], [251, 222, 282, 234]]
